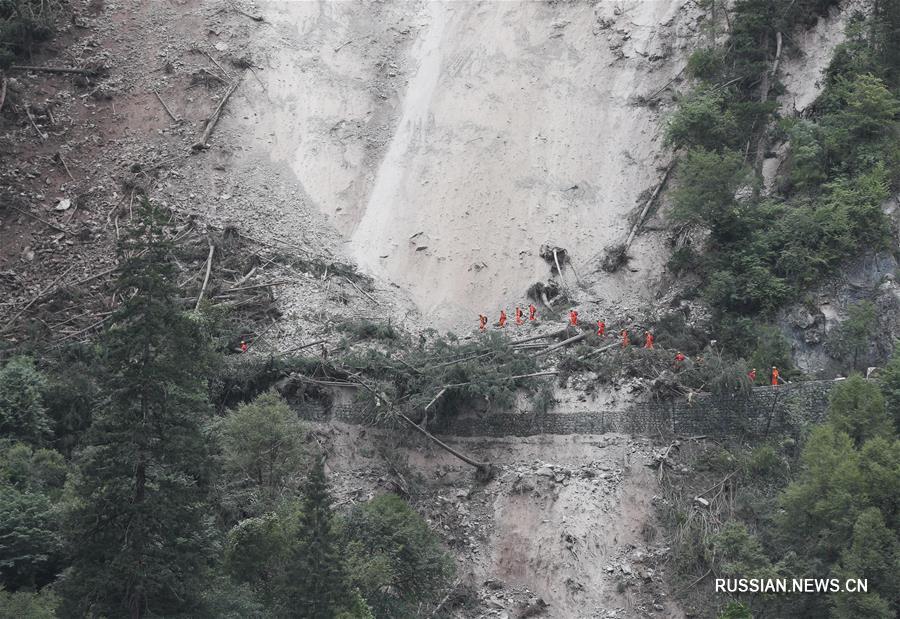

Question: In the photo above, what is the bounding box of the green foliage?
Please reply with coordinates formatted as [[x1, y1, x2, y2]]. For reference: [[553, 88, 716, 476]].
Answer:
[[720, 601, 753, 619], [343, 330, 544, 420], [0, 441, 66, 497], [877, 350, 900, 432], [666, 88, 741, 151], [831, 508, 900, 619], [686, 47, 725, 80], [342, 494, 454, 617], [827, 301, 878, 371], [0, 586, 58, 619], [0, 356, 52, 445], [61, 202, 216, 618], [826, 375, 894, 447], [667, 1, 896, 326], [0, 485, 63, 591], [711, 522, 775, 580], [212, 391, 309, 521], [671, 148, 748, 241], [747, 325, 793, 381], [40, 344, 99, 457], [280, 459, 349, 618]]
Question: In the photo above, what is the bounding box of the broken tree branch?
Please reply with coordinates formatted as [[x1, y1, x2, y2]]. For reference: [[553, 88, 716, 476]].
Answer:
[[423, 388, 447, 413], [152, 89, 180, 123], [7, 204, 66, 233], [192, 75, 243, 151], [203, 51, 232, 80], [194, 240, 215, 310], [0, 77, 6, 113], [9, 65, 94, 75], [25, 105, 46, 141], [55, 152, 75, 181]]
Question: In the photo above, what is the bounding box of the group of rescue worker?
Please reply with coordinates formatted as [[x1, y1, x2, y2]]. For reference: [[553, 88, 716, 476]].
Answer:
[[478, 307, 783, 387]]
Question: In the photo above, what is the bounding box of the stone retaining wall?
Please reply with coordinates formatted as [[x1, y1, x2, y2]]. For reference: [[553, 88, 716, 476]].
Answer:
[[294, 381, 837, 440]]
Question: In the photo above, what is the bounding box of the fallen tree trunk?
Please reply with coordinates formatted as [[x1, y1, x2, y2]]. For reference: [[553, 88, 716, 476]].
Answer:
[[396, 411, 494, 480], [194, 241, 215, 310], [531, 332, 587, 358], [623, 160, 676, 250], [511, 328, 567, 346]]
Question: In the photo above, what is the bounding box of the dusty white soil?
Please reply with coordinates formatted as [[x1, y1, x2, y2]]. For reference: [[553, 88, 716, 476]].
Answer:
[[214, 0, 706, 333], [324, 422, 683, 618]]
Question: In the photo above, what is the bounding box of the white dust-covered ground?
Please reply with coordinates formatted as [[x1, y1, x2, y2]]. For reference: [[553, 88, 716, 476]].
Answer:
[[236, 0, 704, 329]]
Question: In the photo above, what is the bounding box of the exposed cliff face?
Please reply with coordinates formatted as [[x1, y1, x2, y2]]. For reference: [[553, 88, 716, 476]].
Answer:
[[229, 0, 706, 332]]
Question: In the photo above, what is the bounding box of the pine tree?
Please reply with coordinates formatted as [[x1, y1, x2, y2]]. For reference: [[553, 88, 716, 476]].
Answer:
[[281, 458, 349, 618], [60, 202, 215, 619]]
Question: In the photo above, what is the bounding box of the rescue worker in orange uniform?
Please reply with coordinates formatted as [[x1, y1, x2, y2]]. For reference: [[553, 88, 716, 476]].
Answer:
[[748, 368, 757, 382], [479, 314, 487, 331], [515, 307, 524, 326], [621, 329, 630, 348], [674, 351, 686, 368], [597, 320, 605, 337], [644, 331, 654, 349], [529, 304, 537, 321], [771, 366, 779, 386], [240, 340, 248, 353], [569, 309, 578, 326], [499, 310, 507, 328]]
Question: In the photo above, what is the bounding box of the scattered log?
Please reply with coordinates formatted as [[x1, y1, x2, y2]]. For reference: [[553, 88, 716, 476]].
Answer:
[[0, 77, 6, 113], [510, 328, 567, 346], [55, 152, 76, 181], [430, 579, 461, 618], [194, 241, 215, 310], [577, 341, 617, 361], [2, 265, 75, 333], [7, 204, 66, 233], [25, 106, 47, 141], [9, 65, 94, 75], [228, 1, 264, 21], [423, 387, 447, 412], [203, 51, 232, 80], [397, 411, 493, 480], [343, 275, 379, 305], [57, 314, 113, 342], [152, 89, 181, 123], [531, 332, 587, 358], [623, 160, 676, 250], [218, 279, 290, 294], [192, 75, 243, 151]]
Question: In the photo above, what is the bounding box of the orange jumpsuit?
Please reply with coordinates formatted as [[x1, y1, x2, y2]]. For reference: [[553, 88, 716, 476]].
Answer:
[[529, 304, 537, 321], [771, 367, 779, 386], [569, 310, 578, 326], [499, 311, 507, 328], [515, 307, 524, 325], [644, 332, 654, 349], [240, 340, 248, 353], [748, 369, 756, 382], [597, 320, 605, 337], [621, 330, 630, 348]]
